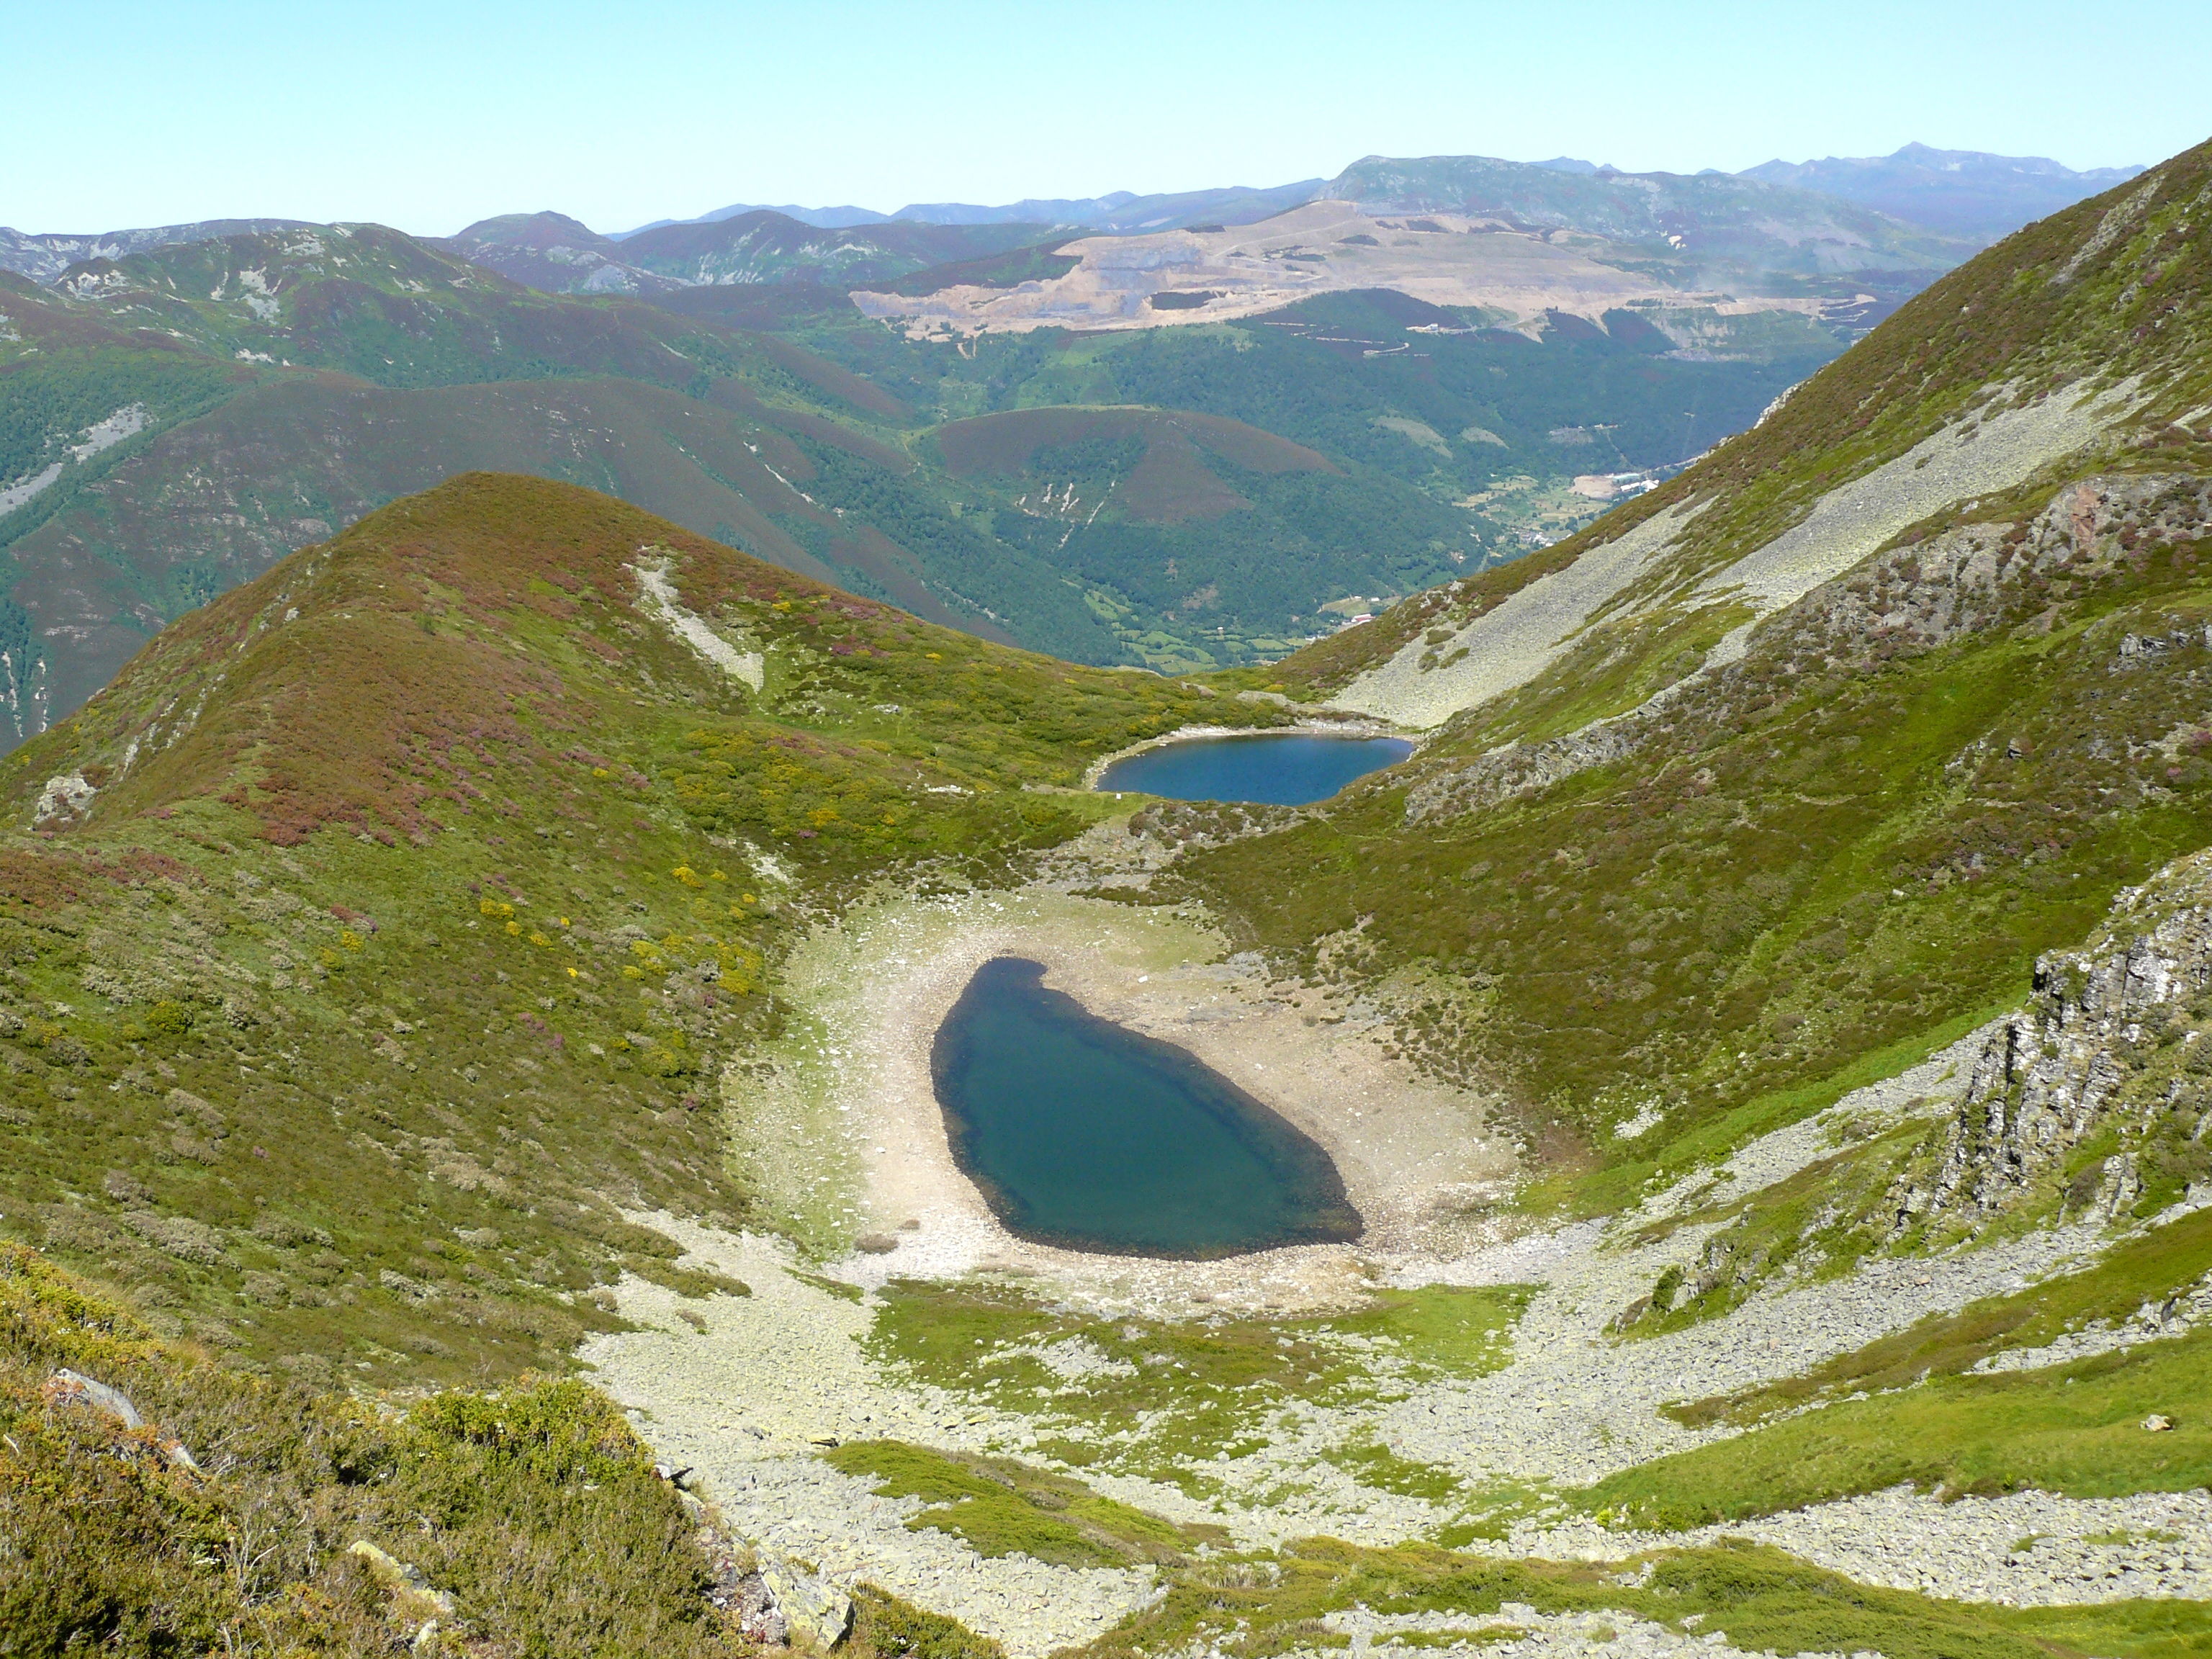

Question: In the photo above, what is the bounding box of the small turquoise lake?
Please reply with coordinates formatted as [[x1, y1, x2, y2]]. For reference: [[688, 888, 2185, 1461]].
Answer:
[[1095, 731, 1412, 805], [931, 958, 1362, 1258]]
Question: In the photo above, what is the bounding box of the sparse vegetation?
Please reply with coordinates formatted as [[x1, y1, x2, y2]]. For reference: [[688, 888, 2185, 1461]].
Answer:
[[824, 1440, 1215, 1566], [0, 1242, 756, 1656], [868, 1281, 1527, 1484], [1062, 1534, 2202, 1659], [1584, 1328, 2212, 1527]]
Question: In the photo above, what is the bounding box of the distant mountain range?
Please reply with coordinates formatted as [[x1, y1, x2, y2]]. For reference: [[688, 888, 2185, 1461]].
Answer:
[[416, 145, 2136, 311], [0, 203, 1838, 745], [436, 210, 1051, 297], [0, 146, 2138, 306], [0, 218, 313, 283], [413, 150, 1984, 314], [617, 143, 2139, 246], [618, 179, 1328, 237], [0, 140, 2149, 746], [1740, 141, 2145, 242]]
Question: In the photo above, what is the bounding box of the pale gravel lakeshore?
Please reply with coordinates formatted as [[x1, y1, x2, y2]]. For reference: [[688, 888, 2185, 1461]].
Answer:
[[580, 875, 2211, 1648], [738, 885, 1515, 1295]]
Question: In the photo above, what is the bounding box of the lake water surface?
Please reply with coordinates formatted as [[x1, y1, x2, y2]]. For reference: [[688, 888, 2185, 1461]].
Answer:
[[931, 957, 1362, 1258], [1095, 731, 1412, 805]]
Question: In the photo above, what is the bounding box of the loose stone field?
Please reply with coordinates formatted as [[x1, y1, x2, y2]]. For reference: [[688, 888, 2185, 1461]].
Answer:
[[580, 898, 2212, 1657]]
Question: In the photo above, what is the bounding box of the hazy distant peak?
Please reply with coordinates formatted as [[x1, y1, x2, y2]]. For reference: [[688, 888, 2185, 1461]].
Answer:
[[631, 181, 1328, 238], [447, 210, 616, 251], [614, 203, 892, 236], [1737, 142, 2146, 242]]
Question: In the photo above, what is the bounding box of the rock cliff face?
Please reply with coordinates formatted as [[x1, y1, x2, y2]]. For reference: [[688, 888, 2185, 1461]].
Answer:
[[1399, 472, 2212, 827], [1763, 472, 2212, 677], [1897, 850, 2212, 1233]]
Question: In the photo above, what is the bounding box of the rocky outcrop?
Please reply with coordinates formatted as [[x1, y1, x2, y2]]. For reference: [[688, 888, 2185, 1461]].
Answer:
[[1402, 473, 2212, 827], [759, 1552, 854, 1648], [1403, 715, 1642, 824], [1767, 472, 2212, 678], [1893, 849, 2212, 1232]]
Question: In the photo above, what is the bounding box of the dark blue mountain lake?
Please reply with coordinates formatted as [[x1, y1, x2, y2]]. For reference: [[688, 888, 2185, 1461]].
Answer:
[[931, 957, 1362, 1258], [1095, 732, 1413, 805]]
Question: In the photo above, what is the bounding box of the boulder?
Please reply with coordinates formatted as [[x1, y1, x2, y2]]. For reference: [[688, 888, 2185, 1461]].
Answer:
[[758, 1552, 853, 1649], [45, 1367, 143, 1429]]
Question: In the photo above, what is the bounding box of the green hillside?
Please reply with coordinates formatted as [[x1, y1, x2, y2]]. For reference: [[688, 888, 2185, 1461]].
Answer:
[[1159, 140, 2212, 1199], [0, 473, 1269, 1377], [1328, 151, 1972, 310], [12, 139, 2212, 1657], [734, 289, 1840, 658], [444, 207, 1066, 297], [616, 212, 1056, 287]]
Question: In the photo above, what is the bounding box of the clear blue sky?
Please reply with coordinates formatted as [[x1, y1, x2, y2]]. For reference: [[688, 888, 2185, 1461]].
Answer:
[[4, 0, 2204, 236]]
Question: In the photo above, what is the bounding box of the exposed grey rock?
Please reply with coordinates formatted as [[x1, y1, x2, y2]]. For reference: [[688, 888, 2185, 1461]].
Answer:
[[1896, 845, 2212, 1229], [346, 1539, 456, 1621], [1404, 717, 1642, 824], [760, 1552, 854, 1648], [45, 1367, 142, 1429]]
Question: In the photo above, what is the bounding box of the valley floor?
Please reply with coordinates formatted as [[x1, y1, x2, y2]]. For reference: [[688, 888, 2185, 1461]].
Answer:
[[577, 868, 2212, 1658]]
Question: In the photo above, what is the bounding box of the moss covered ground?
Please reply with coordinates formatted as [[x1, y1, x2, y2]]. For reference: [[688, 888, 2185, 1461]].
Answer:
[[1066, 1534, 2211, 1659], [868, 1281, 1527, 1485]]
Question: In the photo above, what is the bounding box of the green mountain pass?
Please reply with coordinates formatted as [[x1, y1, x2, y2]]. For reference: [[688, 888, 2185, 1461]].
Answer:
[[5, 138, 2212, 1659]]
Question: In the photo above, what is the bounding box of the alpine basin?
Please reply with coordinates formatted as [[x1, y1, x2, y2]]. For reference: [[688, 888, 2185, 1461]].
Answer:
[[931, 957, 1361, 1258]]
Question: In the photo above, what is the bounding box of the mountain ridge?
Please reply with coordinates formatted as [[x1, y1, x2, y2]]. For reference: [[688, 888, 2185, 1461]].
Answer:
[[606, 143, 2137, 248], [3, 212, 1827, 751], [10, 134, 2212, 1659], [1743, 140, 2149, 243]]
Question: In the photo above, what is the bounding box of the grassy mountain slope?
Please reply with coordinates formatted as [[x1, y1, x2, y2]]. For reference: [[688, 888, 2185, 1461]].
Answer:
[[1149, 140, 2212, 1197], [0, 369, 1153, 727], [449, 208, 1062, 297], [0, 218, 314, 283], [45, 223, 714, 388], [926, 403, 1473, 662], [1332, 151, 1971, 283], [734, 295, 1839, 657], [0, 1241, 1002, 1658], [0, 473, 1263, 1379]]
